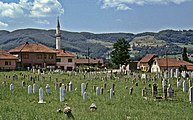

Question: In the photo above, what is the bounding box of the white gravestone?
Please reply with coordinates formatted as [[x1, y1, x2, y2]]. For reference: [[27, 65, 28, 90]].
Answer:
[[96, 87, 100, 96], [38, 87, 45, 103], [10, 84, 14, 92], [69, 81, 72, 92], [177, 79, 181, 88], [81, 83, 85, 96], [110, 88, 113, 99], [33, 83, 37, 93], [175, 69, 179, 78], [183, 80, 186, 92], [22, 81, 25, 87], [83, 92, 87, 100], [46, 84, 50, 94], [60, 87, 65, 102], [162, 79, 166, 88], [28, 85, 32, 94], [189, 87, 193, 103], [170, 69, 173, 78], [167, 84, 173, 97]]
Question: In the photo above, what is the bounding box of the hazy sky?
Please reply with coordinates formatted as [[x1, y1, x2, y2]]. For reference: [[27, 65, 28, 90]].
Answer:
[[0, 0, 193, 33]]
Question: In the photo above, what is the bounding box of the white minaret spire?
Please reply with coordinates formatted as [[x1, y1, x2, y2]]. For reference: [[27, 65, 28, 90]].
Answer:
[[55, 16, 61, 50]]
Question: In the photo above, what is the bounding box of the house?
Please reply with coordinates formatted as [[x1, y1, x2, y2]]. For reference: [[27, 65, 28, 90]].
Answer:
[[0, 50, 18, 70], [75, 58, 104, 67], [56, 49, 76, 71], [151, 58, 193, 72], [137, 54, 158, 72], [9, 42, 58, 69]]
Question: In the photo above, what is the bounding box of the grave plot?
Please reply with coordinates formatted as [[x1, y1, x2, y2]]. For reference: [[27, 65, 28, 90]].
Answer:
[[0, 71, 193, 120]]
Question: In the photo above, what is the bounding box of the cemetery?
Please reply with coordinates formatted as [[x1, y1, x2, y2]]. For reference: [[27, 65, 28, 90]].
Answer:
[[0, 69, 193, 120]]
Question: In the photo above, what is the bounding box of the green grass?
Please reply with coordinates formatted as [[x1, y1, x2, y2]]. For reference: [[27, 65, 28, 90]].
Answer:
[[0, 71, 193, 120]]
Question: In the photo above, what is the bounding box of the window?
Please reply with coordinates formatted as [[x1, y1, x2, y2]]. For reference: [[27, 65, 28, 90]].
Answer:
[[5, 61, 11, 65], [37, 54, 42, 59], [68, 59, 72, 62], [44, 55, 47, 59], [49, 55, 54, 59], [23, 54, 29, 59], [56, 58, 61, 62]]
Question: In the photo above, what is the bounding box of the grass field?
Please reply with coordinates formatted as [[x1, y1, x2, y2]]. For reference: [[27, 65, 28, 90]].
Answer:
[[0, 71, 193, 120]]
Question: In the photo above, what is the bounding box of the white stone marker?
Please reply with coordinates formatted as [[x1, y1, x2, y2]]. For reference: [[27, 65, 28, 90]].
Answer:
[[177, 79, 181, 88], [46, 84, 50, 94], [183, 80, 186, 92], [69, 81, 72, 92], [110, 88, 113, 99], [33, 83, 37, 93], [60, 87, 65, 102], [175, 69, 179, 78], [96, 87, 100, 96], [170, 69, 173, 78], [38, 87, 45, 103], [167, 84, 173, 97], [189, 87, 193, 103], [81, 83, 85, 96], [10, 84, 14, 92], [22, 81, 25, 87], [162, 79, 166, 88], [83, 92, 87, 100], [28, 85, 32, 94]]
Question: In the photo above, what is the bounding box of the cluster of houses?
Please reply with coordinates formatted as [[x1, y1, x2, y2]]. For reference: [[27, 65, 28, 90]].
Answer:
[[137, 54, 193, 72], [0, 18, 103, 71]]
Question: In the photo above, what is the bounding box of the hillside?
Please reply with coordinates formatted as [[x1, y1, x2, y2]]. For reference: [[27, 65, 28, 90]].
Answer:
[[0, 29, 193, 59]]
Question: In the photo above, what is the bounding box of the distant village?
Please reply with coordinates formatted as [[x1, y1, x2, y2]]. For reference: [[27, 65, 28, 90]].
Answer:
[[0, 18, 103, 71], [1, 18, 193, 73]]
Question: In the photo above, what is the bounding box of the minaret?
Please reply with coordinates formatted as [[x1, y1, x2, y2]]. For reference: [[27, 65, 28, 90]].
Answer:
[[55, 16, 61, 50]]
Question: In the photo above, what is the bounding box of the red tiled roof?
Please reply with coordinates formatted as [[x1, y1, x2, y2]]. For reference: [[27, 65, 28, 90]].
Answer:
[[139, 54, 158, 63], [56, 49, 75, 57], [186, 66, 193, 71], [75, 58, 104, 64], [156, 58, 193, 67], [0, 50, 18, 60], [9, 43, 58, 53]]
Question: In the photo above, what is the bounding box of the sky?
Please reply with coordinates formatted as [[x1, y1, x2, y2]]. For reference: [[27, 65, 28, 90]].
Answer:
[[0, 0, 193, 33]]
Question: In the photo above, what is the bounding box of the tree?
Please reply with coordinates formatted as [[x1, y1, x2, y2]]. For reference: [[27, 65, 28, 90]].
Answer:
[[182, 47, 189, 62], [111, 38, 130, 67]]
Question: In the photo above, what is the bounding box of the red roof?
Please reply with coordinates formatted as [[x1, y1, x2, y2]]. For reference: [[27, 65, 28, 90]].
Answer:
[[75, 58, 104, 64], [139, 54, 158, 63], [56, 49, 75, 57], [0, 50, 18, 60], [186, 66, 193, 71], [9, 43, 58, 53], [156, 58, 193, 67]]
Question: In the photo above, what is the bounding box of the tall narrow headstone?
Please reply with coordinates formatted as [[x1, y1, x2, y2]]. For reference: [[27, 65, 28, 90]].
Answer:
[[103, 82, 106, 89], [28, 85, 32, 94], [101, 87, 104, 95], [183, 80, 186, 92], [46, 84, 50, 94], [22, 81, 25, 87], [69, 81, 72, 92], [189, 87, 193, 103], [38, 87, 45, 103], [81, 83, 85, 96], [33, 83, 37, 93], [110, 88, 113, 99], [177, 79, 181, 88], [175, 69, 179, 78], [167, 84, 174, 97], [60, 87, 64, 102], [10, 84, 14, 92], [83, 92, 87, 100], [162, 79, 166, 88], [170, 69, 173, 78], [96, 87, 100, 96]]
